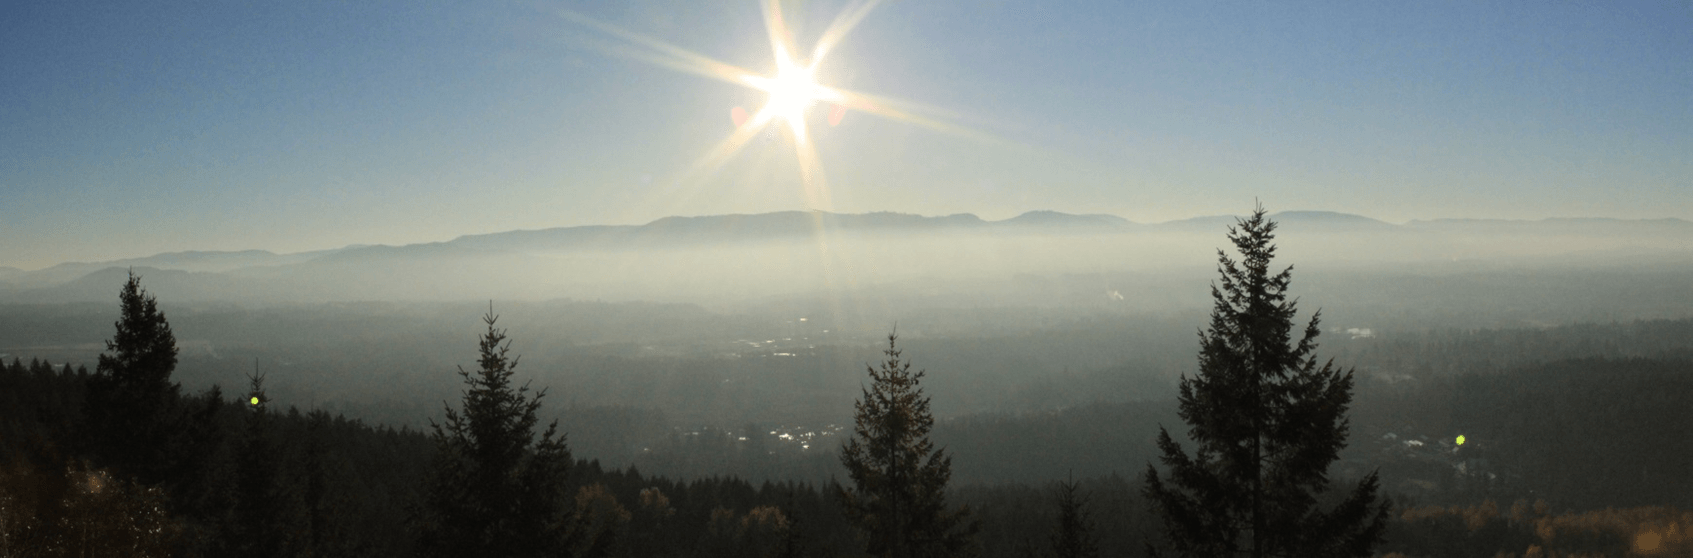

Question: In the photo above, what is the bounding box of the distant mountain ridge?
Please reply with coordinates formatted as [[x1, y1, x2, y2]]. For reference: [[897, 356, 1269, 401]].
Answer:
[[1405, 216, 1693, 235], [449, 210, 1128, 250], [447, 208, 1376, 253], [2, 209, 1148, 296], [3, 249, 343, 289], [3, 209, 1691, 303]]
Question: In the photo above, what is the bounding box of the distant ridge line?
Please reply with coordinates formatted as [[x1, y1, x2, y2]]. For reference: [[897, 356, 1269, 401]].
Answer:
[[7, 209, 1692, 275]]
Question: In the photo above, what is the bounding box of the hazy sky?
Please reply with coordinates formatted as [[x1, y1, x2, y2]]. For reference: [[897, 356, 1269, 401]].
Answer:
[[3, 1, 1689, 269]]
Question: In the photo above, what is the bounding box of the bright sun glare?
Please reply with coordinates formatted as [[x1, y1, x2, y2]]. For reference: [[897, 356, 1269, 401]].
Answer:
[[751, 47, 826, 141], [558, 0, 978, 210]]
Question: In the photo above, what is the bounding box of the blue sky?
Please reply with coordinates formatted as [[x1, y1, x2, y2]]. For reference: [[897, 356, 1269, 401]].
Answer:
[[2, 0, 1689, 269]]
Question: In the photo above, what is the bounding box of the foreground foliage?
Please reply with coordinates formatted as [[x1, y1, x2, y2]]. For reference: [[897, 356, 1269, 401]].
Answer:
[[1382, 500, 1693, 558]]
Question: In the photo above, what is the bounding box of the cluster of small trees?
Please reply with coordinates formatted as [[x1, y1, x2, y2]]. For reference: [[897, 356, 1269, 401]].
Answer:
[[0, 205, 1396, 557]]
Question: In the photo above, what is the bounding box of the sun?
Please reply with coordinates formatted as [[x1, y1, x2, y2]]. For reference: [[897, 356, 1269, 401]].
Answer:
[[743, 45, 838, 143], [556, 0, 983, 209]]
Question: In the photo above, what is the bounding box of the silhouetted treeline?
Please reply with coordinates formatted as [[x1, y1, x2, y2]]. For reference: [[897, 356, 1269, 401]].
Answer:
[[9, 299, 1693, 434], [11, 315, 1692, 554], [0, 354, 434, 556], [1, 355, 1165, 557]]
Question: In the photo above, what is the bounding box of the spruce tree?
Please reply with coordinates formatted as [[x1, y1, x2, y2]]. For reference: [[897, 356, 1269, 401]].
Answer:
[[84, 269, 186, 486], [1048, 478, 1099, 558], [419, 307, 574, 558], [223, 369, 302, 558], [838, 331, 978, 558], [1143, 206, 1390, 557]]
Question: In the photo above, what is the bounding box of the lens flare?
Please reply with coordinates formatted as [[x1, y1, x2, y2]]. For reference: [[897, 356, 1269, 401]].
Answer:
[[551, 0, 1002, 211]]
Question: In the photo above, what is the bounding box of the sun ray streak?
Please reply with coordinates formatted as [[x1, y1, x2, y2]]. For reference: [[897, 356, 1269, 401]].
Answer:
[[551, 9, 762, 89], [550, 1, 1043, 216], [824, 88, 1024, 149], [680, 108, 780, 182], [792, 124, 831, 209], [811, 0, 883, 65], [761, 0, 796, 65], [553, 4, 1020, 153]]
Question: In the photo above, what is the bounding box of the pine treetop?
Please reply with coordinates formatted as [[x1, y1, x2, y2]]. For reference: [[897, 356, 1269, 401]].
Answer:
[[97, 269, 178, 393], [1050, 478, 1099, 558], [1144, 205, 1389, 558], [839, 331, 978, 558], [421, 306, 573, 558]]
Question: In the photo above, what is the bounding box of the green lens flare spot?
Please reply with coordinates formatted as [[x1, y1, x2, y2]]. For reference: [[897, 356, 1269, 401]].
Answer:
[[250, 396, 260, 406], [1456, 435, 1466, 446]]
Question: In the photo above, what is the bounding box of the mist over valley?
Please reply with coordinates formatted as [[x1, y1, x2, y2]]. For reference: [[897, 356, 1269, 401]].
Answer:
[[6, 209, 1691, 499]]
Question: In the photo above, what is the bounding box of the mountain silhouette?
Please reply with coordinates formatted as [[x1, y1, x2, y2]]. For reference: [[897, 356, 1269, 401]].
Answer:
[[3, 209, 1688, 304]]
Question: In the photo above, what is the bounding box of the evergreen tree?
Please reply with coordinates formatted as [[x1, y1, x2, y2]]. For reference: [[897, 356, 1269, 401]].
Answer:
[[83, 269, 186, 486], [223, 369, 303, 558], [1143, 206, 1390, 558], [838, 331, 978, 558], [419, 307, 574, 558], [1048, 478, 1099, 558]]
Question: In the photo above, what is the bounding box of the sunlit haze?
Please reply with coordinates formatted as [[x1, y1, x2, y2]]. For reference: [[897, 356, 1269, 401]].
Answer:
[[2, 1, 1690, 269]]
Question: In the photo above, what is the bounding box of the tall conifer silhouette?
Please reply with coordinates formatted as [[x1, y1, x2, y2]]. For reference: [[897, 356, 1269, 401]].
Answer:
[[838, 330, 977, 558], [419, 306, 574, 557], [223, 368, 301, 558], [84, 270, 186, 486], [1048, 478, 1099, 558], [1143, 206, 1389, 557]]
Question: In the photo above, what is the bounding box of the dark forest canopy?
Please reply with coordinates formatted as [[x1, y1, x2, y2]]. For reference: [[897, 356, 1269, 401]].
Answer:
[[12, 349, 1688, 556]]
